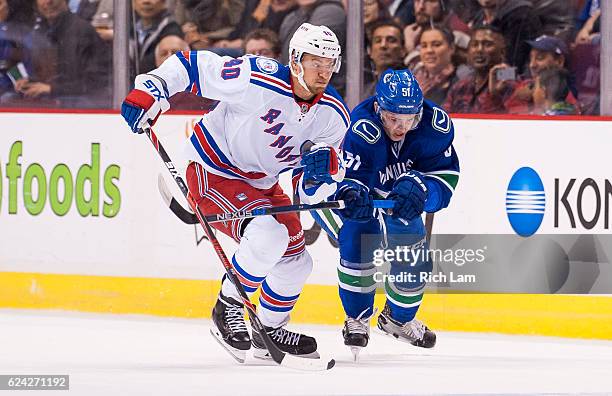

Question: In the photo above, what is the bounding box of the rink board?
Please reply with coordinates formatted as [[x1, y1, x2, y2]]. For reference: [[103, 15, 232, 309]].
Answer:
[[1, 111, 612, 339]]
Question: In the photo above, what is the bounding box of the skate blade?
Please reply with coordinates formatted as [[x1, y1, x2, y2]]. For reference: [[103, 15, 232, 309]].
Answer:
[[349, 346, 362, 362], [253, 347, 320, 361], [209, 328, 248, 364]]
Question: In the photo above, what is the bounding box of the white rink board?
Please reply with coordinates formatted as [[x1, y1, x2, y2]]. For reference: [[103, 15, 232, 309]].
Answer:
[[0, 113, 611, 283], [437, 118, 612, 234]]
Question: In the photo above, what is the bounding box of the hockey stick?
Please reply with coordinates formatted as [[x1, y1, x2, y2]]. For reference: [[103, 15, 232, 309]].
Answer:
[[425, 212, 435, 244], [143, 127, 335, 371], [158, 173, 394, 225]]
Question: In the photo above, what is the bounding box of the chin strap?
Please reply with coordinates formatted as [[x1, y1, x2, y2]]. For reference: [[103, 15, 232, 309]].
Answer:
[[290, 59, 312, 95]]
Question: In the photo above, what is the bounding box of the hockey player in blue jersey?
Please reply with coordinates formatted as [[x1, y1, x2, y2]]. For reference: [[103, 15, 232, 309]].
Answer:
[[312, 68, 460, 359]]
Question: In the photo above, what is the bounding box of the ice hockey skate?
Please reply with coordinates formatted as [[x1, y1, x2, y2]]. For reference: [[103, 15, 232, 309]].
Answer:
[[377, 304, 436, 348], [252, 325, 319, 360], [210, 292, 251, 363], [342, 308, 377, 361]]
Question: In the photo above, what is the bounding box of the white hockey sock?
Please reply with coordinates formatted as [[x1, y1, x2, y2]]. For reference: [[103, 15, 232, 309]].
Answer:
[[221, 215, 289, 302], [258, 251, 313, 328]]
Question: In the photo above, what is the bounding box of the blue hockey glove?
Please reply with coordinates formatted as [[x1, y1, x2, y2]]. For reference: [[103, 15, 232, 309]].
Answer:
[[338, 187, 374, 222], [388, 170, 428, 221], [300, 143, 341, 184]]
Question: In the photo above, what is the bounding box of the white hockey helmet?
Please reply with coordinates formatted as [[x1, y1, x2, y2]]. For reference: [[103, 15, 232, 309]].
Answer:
[[289, 23, 341, 94], [289, 23, 342, 73]]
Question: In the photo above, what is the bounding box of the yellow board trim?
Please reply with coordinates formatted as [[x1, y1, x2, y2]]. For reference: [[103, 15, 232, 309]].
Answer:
[[1, 272, 611, 340]]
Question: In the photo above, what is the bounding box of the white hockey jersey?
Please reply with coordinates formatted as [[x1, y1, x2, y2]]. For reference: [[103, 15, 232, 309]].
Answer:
[[140, 50, 350, 190]]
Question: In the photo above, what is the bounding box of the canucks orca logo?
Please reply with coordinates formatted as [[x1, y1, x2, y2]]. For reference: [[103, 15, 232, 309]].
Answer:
[[506, 167, 545, 237]]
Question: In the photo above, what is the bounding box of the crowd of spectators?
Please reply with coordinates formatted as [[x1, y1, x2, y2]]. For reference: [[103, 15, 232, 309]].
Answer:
[[0, 0, 603, 115]]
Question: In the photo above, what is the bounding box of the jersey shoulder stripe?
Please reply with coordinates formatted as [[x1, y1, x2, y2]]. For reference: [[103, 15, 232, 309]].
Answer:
[[320, 94, 350, 127], [321, 85, 350, 127], [175, 50, 202, 95], [250, 72, 293, 98]]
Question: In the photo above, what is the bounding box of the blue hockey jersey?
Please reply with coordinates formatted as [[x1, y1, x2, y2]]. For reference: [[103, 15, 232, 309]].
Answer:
[[341, 96, 459, 212]]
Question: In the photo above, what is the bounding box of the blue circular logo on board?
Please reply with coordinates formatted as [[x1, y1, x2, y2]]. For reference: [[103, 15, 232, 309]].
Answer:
[[506, 167, 545, 237]]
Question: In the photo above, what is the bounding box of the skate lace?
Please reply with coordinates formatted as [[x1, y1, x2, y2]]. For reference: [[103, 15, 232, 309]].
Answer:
[[225, 306, 248, 333], [270, 327, 301, 346], [401, 319, 426, 341], [346, 308, 378, 335]]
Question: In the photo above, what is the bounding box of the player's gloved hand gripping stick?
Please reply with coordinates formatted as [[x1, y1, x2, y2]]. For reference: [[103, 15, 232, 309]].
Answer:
[[158, 173, 393, 225], [142, 126, 336, 371], [158, 139, 393, 225]]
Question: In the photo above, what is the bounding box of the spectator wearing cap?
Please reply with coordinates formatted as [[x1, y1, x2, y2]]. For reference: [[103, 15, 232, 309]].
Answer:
[[243, 28, 281, 59], [505, 35, 578, 114], [443, 25, 516, 113], [534, 67, 578, 115]]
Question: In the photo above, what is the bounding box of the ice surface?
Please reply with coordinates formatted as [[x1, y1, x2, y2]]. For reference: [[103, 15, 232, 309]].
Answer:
[[1, 310, 611, 395]]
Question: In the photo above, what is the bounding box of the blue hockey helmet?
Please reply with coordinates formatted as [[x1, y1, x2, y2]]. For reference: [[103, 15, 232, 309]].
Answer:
[[375, 69, 423, 116]]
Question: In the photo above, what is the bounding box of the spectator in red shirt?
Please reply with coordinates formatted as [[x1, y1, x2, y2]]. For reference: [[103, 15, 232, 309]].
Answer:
[[444, 25, 516, 114]]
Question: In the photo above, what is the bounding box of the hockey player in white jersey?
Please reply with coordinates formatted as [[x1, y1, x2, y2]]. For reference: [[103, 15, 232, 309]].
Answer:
[[120, 23, 349, 362]]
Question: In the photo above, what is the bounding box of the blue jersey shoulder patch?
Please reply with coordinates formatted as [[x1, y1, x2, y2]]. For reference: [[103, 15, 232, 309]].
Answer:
[[431, 107, 451, 133], [351, 119, 381, 144]]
